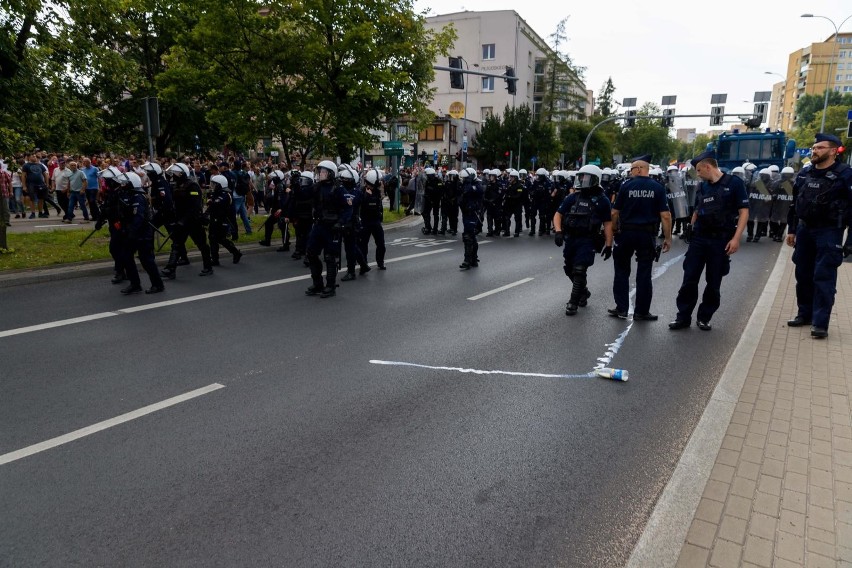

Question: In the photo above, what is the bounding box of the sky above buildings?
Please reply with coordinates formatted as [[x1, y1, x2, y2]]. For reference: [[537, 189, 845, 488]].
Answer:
[[414, 0, 852, 133]]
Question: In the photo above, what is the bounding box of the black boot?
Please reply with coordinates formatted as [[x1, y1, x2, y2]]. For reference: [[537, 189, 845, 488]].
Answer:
[[111, 271, 126, 284], [160, 251, 178, 279]]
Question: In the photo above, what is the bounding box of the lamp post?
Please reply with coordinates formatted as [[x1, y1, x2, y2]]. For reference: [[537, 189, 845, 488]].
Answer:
[[458, 56, 471, 169], [764, 71, 786, 129], [800, 13, 852, 132]]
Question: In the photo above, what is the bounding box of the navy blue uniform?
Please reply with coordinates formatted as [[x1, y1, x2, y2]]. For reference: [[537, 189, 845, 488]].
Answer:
[[459, 178, 484, 268], [673, 173, 748, 325], [502, 178, 527, 237], [483, 178, 504, 236], [117, 188, 163, 292], [163, 179, 213, 276], [530, 176, 553, 235], [422, 175, 442, 234], [358, 184, 386, 269], [787, 161, 852, 332], [260, 174, 291, 250], [340, 183, 367, 277], [612, 177, 669, 315], [206, 188, 241, 264], [440, 176, 461, 235], [306, 180, 350, 295]]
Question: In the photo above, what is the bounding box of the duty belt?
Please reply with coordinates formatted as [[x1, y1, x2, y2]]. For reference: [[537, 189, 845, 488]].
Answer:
[[620, 223, 656, 233], [695, 227, 733, 239]]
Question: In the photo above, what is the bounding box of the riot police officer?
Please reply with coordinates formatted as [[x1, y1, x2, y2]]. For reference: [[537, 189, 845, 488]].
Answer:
[[441, 169, 461, 235], [358, 168, 387, 270], [421, 167, 442, 235], [160, 162, 214, 278], [483, 169, 504, 237], [104, 169, 164, 295], [206, 174, 243, 266], [502, 169, 526, 237], [666, 165, 689, 235], [142, 161, 187, 267], [786, 133, 852, 338], [258, 169, 291, 251], [459, 167, 483, 269], [338, 167, 368, 281], [610, 155, 672, 320], [288, 171, 315, 263], [97, 165, 128, 284], [746, 168, 772, 242], [669, 151, 749, 331], [553, 165, 614, 316], [305, 160, 349, 298], [769, 167, 795, 241], [530, 168, 553, 236], [519, 168, 534, 229]]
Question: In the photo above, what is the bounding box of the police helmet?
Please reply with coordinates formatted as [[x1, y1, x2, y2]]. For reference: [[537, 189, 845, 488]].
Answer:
[[338, 167, 356, 182], [767, 165, 780, 173], [459, 168, 469, 180], [731, 166, 745, 179], [535, 167, 548, 177], [574, 164, 602, 189], [508, 169, 519, 178], [424, 167, 436, 176], [99, 165, 129, 189], [518, 168, 528, 178], [210, 174, 230, 192], [124, 171, 143, 190], [316, 160, 337, 182], [363, 169, 381, 186], [666, 165, 678, 172], [600, 168, 612, 182], [743, 162, 757, 172], [447, 169, 459, 179], [300, 171, 315, 186], [465, 167, 477, 179], [758, 168, 771, 179], [272, 169, 286, 181], [141, 161, 163, 176], [165, 162, 191, 181], [781, 166, 794, 176]]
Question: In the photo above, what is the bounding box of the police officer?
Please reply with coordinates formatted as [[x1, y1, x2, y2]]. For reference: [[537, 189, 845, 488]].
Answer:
[[258, 169, 291, 251], [483, 169, 503, 237], [459, 167, 483, 269], [530, 168, 553, 236], [669, 150, 749, 331], [338, 167, 368, 281], [553, 165, 614, 315], [160, 162, 214, 278], [358, 168, 387, 271], [441, 169, 461, 235], [106, 169, 165, 295], [305, 160, 349, 298], [421, 167, 442, 235], [786, 133, 852, 339], [206, 174, 243, 266], [502, 169, 526, 237], [97, 165, 129, 284], [518, 168, 534, 229], [746, 168, 772, 242], [287, 170, 315, 263], [769, 167, 795, 242], [609, 155, 672, 320], [141, 161, 187, 270]]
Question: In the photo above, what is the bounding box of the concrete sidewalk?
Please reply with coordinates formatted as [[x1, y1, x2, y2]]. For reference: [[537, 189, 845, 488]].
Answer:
[[630, 246, 852, 567]]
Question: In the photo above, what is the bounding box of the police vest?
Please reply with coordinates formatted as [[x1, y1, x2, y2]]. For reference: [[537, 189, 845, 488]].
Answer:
[[425, 177, 443, 199], [796, 164, 850, 227], [696, 174, 734, 230], [361, 189, 383, 222], [315, 183, 341, 224], [564, 193, 603, 235]]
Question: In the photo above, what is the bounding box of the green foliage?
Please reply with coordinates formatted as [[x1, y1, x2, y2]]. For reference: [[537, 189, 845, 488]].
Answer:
[[788, 105, 851, 148], [616, 102, 678, 164], [794, 92, 852, 127], [539, 17, 586, 124], [470, 104, 559, 169], [595, 77, 616, 117]]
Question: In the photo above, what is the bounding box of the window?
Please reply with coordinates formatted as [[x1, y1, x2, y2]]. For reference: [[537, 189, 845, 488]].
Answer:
[[481, 107, 493, 121], [837, 74, 843, 82], [417, 124, 444, 141], [534, 59, 545, 74], [450, 125, 457, 143], [839, 63, 846, 70], [846, 74, 852, 81], [528, 51, 532, 67], [481, 77, 494, 92], [482, 44, 495, 60], [840, 50, 847, 58], [396, 125, 409, 137]]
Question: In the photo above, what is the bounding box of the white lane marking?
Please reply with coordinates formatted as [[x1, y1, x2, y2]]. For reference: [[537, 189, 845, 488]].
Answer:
[[594, 252, 685, 371], [467, 277, 534, 301], [0, 249, 452, 337], [34, 224, 79, 229], [0, 383, 225, 466], [370, 360, 595, 380]]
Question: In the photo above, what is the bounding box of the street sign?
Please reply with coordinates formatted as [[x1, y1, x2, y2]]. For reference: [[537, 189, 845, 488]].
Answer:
[[382, 140, 403, 149], [531, 156, 537, 164], [796, 148, 812, 157], [847, 109, 852, 121], [449, 102, 465, 119], [462, 140, 468, 152], [385, 148, 404, 157], [433, 149, 438, 162]]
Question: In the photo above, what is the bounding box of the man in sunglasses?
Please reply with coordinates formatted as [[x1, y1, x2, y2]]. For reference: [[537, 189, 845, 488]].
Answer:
[[785, 133, 852, 339]]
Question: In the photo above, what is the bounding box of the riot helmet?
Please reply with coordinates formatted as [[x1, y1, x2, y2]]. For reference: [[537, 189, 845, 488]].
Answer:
[[300, 171, 315, 187], [141, 161, 163, 177], [518, 168, 528, 179], [363, 169, 381, 187], [758, 168, 771, 182], [165, 162, 191, 183], [601, 168, 612, 183], [459, 168, 469, 180], [316, 160, 337, 182], [731, 166, 745, 180], [465, 167, 477, 180], [99, 165, 129, 190], [781, 166, 794, 181], [574, 164, 602, 190], [508, 169, 519, 179], [209, 174, 230, 192], [338, 167, 356, 188], [447, 169, 459, 180]]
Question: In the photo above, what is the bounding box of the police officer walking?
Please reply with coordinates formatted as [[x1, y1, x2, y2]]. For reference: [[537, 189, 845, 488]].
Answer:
[[305, 161, 349, 298], [458, 167, 483, 269], [609, 155, 672, 320], [669, 151, 749, 331], [160, 162, 214, 278], [206, 174, 243, 266], [786, 133, 852, 339], [358, 168, 387, 271], [553, 165, 614, 316]]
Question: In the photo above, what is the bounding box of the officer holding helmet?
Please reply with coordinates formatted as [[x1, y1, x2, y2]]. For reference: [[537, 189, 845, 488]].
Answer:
[[786, 133, 852, 338], [553, 164, 613, 316], [669, 150, 749, 331], [609, 154, 671, 320]]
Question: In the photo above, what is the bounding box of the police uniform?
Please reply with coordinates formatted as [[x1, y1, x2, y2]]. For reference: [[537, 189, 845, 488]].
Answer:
[[305, 162, 349, 298], [502, 173, 527, 237], [289, 172, 315, 263], [206, 177, 243, 266], [161, 165, 214, 278], [554, 167, 612, 315], [114, 175, 164, 295], [440, 171, 461, 235], [358, 173, 386, 270], [530, 171, 553, 236], [422, 171, 442, 234], [611, 171, 669, 319], [670, 151, 749, 330], [786, 133, 852, 338], [459, 168, 483, 269], [339, 175, 368, 281], [259, 170, 291, 251]]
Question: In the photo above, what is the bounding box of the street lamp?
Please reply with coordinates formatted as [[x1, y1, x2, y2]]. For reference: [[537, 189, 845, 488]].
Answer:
[[800, 13, 852, 132], [457, 57, 479, 169], [765, 71, 787, 131]]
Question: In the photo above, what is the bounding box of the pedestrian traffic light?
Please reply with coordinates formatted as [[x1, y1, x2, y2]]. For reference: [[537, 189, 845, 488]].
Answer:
[[504, 67, 516, 95], [662, 108, 674, 128], [625, 109, 637, 128], [449, 57, 464, 90]]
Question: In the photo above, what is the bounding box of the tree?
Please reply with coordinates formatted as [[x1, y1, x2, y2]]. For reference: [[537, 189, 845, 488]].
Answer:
[[595, 77, 616, 117], [539, 17, 586, 124], [469, 104, 559, 169], [795, 92, 852, 127], [616, 102, 677, 164], [788, 105, 851, 148], [162, 0, 455, 166]]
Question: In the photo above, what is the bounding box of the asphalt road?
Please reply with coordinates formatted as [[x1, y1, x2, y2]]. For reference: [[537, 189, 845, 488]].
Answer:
[[0, 221, 780, 567]]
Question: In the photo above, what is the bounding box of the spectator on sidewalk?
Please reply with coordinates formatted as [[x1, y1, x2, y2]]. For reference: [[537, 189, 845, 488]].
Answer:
[[81, 157, 100, 221], [21, 153, 51, 219], [11, 159, 26, 218], [63, 161, 90, 223], [52, 159, 71, 217], [785, 133, 852, 339]]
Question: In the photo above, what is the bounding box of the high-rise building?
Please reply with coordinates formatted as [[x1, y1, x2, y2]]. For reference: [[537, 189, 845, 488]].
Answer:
[[777, 31, 852, 131]]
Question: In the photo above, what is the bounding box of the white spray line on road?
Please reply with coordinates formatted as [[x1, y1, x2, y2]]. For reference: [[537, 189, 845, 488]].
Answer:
[[369, 360, 595, 380], [467, 277, 534, 301], [33, 224, 80, 229], [0, 383, 225, 466], [0, 248, 452, 338]]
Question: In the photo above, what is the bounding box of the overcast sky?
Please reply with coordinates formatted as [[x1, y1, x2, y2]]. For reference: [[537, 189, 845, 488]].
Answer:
[[413, 0, 852, 133]]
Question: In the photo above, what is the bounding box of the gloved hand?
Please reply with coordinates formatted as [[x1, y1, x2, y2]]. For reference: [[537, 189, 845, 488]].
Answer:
[[601, 245, 612, 260], [113, 221, 121, 230], [274, 210, 282, 218], [554, 231, 564, 247]]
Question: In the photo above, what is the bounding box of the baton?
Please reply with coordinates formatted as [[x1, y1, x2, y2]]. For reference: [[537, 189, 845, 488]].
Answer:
[[156, 231, 174, 252], [149, 222, 167, 238], [78, 225, 102, 247]]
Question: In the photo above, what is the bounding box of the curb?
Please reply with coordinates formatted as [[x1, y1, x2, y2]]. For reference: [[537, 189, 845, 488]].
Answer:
[[625, 244, 791, 568], [0, 215, 424, 289]]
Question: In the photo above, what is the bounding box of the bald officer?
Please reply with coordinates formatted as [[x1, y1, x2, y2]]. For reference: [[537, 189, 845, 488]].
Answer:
[[609, 154, 672, 320], [669, 150, 749, 331]]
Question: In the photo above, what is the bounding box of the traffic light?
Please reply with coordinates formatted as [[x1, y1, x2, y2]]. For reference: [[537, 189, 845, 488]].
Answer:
[[455, 150, 461, 163], [753, 103, 767, 124], [662, 108, 674, 128], [449, 57, 464, 90], [420, 151, 427, 163], [504, 66, 516, 95], [710, 106, 724, 126], [625, 109, 637, 128], [411, 142, 418, 157]]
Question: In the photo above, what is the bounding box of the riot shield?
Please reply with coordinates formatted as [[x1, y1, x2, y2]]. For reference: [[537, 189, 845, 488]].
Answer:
[[413, 184, 425, 215], [684, 169, 699, 212], [666, 175, 689, 219], [770, 180, 794, 224], [751, 179, 772, 222]]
